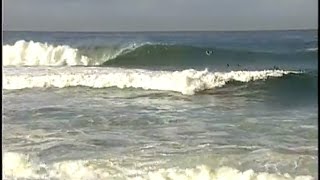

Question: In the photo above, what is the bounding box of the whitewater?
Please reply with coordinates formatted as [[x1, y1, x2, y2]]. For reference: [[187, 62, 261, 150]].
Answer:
[[2, 40, 301, 95], [3, 40, 145, 66], [3, 152, 313, 180], [3, 30, 318, 180], [3, 66, 297, 95]]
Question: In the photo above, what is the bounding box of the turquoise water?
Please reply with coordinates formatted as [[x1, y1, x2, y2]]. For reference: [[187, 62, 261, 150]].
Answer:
[[2, 30, 318, 179]]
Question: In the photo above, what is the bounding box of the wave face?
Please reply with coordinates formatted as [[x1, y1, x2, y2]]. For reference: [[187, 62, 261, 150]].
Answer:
[[3, 152, 314, 180], [103, 44, 317, 67], [3, 40, 317, 68], [3, 67, 299, 95]]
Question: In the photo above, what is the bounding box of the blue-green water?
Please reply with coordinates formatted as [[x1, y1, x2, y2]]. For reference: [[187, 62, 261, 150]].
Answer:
[[3, 30, 318, 179]]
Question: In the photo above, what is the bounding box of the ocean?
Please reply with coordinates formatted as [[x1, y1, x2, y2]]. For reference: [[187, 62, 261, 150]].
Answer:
[[2, 30, 318, 180]]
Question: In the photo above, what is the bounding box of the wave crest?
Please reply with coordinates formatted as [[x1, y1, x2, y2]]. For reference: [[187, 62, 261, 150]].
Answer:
[[4, 40, 316, 67], [3, 67, 297, 95], [3, 40, 139, 66], [4, 40, 91, 66], [305, 47, 318, 52]]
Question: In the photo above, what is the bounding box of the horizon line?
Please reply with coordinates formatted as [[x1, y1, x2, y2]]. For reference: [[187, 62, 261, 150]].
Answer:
[[3, 28, 317, 33]]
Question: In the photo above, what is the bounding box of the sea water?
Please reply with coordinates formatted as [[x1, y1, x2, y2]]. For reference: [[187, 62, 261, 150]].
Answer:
[[2, 30, 318, 179]]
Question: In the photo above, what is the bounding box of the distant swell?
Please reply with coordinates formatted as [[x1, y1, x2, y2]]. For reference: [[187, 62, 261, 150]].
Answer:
[[3, 40, 317, 67], [3, 67, 299, 95]]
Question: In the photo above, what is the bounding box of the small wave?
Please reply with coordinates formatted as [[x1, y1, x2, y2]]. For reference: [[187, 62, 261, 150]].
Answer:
[[3, 67, 298, 95], [305, 47, 318, 52], [3, 152, 314, 180]]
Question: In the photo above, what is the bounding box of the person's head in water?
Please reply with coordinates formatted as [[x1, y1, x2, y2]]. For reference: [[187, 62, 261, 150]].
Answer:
[[227, 64, 230, 67]]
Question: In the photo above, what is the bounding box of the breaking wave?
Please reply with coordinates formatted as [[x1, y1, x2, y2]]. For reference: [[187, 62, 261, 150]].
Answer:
[[3, 40, 317, 67], [3, 152, 314, 180], [3, 67, 299, 95], [3, 40, 140, 66]]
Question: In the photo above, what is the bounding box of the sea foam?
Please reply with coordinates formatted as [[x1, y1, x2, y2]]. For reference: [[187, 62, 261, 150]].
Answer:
[[3, 67, 297, 95], [3, 40, 138, 66], [3, 152, 314, 180], [305, 47, 318, 52]]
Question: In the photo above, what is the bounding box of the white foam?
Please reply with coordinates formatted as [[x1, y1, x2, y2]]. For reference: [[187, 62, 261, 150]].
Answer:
[[3, 152, 47, 179], [3, 67, 297, 95], [3, 152, 314, 180], [144, 166, 313, 180], [3, 40, 136, 66], [3, 152, 33, 178], [305, 47, 318, 52]]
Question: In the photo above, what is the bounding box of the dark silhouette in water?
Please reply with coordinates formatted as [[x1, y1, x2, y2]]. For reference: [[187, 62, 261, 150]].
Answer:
[[237, 64, 240, 67], [273, 66, 280, 70], [227, 64, 230, 67]]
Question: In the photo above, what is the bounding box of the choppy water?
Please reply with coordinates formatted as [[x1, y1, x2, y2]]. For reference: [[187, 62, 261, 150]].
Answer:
[[2, 30, 318, 180]]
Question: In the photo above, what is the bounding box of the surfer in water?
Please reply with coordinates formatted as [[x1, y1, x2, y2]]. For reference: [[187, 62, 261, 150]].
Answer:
[[206, 50, 213, 56]]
